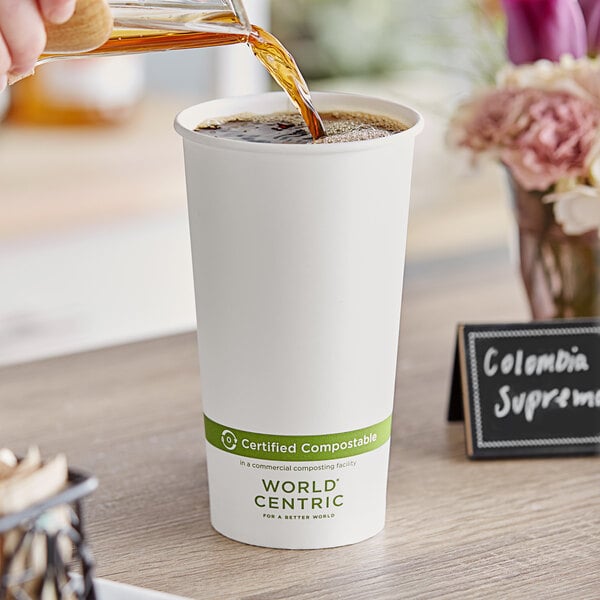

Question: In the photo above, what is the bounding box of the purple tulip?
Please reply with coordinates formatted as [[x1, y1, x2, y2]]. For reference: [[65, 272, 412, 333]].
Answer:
[[578, 0, 600, 53], [502, 0, 587, 64]]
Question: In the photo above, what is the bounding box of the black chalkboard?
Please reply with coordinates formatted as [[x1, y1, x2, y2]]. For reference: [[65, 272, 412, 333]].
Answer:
[[448, 320, 600, 458]]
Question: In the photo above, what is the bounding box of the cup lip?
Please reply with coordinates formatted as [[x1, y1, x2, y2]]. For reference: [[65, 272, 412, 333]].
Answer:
[[174, 91, 423, 154]]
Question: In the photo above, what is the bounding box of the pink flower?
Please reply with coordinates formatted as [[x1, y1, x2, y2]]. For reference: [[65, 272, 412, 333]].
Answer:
[[450, 87, 600, 190], [502, 90, 600, 188], [502, 0, 587, 64], [578, 0, 600, 53], [450, 89, 537, 152]]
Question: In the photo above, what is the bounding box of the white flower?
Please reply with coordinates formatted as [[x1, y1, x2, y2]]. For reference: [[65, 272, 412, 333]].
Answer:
[[497, 59, 556, 88], [586, 141, 600, 186], [497, 56, 600, 105], [545, 185, 600, 236]]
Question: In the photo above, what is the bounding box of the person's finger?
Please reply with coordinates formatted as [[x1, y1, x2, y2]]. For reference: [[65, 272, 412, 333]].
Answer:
[[38, 0, 76, 25], [0, 0, 47, 75], [0, 32, 11, 85]]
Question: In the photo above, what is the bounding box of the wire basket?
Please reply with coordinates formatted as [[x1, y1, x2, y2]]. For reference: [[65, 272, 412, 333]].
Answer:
[[0, 469, 98, 600]]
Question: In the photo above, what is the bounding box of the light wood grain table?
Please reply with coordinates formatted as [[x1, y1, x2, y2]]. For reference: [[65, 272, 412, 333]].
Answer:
[[0, 248, 598, 600]]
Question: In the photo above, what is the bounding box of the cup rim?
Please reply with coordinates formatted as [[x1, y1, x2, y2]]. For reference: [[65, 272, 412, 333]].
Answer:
[[174, 91, 423, 154]]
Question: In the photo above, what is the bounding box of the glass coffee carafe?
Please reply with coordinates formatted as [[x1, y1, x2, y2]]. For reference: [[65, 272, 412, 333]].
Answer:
[[7, 0, 252, 125], [39, 0, 252, 63]]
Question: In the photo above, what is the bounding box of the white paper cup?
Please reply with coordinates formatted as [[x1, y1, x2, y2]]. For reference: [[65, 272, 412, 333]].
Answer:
[[175, 92, 423, 549]]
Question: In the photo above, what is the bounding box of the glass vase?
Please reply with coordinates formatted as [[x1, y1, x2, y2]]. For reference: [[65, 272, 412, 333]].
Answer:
[[508, 176, 600, 319]]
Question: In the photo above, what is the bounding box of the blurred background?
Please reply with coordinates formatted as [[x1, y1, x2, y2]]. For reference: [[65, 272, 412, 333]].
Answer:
[[0, 0, 518, 366]]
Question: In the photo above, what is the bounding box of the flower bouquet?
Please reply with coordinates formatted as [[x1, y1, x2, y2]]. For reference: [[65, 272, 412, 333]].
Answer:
[[450, 0, 600, 319]]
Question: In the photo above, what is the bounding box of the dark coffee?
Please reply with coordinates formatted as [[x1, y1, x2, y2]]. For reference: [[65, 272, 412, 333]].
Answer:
[[195, 111, 407, 144]]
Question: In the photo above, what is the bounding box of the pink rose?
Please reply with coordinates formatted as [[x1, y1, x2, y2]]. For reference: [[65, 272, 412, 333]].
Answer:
[[450, 87, 600, 190], [501, 90, 600, 189], [449, 89, 537, 152]]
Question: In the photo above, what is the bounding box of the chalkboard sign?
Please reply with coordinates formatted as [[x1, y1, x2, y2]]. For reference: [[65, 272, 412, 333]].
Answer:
[[448, 320, 600, 459]]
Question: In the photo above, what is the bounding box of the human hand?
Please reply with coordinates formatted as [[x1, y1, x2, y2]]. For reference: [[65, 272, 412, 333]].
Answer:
[[0, 0, 76, 92]]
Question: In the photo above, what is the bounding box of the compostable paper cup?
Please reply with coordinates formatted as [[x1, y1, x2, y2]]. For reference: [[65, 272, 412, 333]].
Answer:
[[175, 92, 423, 549]]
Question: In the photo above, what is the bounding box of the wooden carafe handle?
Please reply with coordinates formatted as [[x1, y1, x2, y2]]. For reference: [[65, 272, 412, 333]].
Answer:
[[44, 0, 113, 53]]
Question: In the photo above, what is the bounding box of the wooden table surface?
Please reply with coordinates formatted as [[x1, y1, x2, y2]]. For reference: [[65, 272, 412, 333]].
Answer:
[[1, 248, 598, 600]]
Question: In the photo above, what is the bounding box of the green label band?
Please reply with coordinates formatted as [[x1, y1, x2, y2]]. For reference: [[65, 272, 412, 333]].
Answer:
[[204, 415, 392, 461]]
